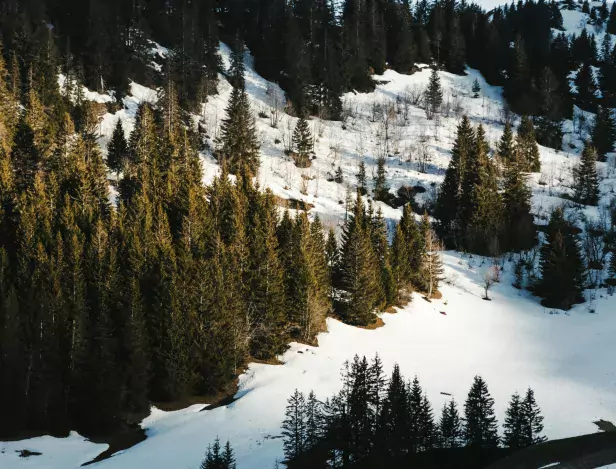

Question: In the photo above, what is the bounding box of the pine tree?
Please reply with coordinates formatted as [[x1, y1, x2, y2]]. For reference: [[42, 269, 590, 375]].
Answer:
[[466, 125, 503, 256], [591, 106, 615, 161], [573, 143, 599, 206], [338, 193, 382, 325], [472, 79, 480, 98], [516, 116, 541, 172], [439, 399, 463, 449], [496, 121, 516, 165], [435, 116, 474, 246], [520, 388, 547, 447], [222, 441, 237, 469], [282, 389, 307, 462], [107, 118, 128, 178], [574, 61, 598, 111], [373, 157, 389, 202], [216, 51, 260, 175], [357, 160, 367, 195], [463, 376, 499, 449], [376, 363, 409, 458], [391, 203, 423, 292], [425, 67, 443, 120], [292, 116, 313, 168], [536, 207, 585, 310], [503, 152, 536, 251], [503, 392, 524, 450], [201, 438, 236, 469]]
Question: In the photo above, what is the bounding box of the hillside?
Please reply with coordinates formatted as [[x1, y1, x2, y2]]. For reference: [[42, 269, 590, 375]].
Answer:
[[1, 0, 616, 467], [2, 2, 616, 465]]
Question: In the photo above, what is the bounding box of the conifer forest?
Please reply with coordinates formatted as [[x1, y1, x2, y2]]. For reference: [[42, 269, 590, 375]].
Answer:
[[0, 0, 615, 467]]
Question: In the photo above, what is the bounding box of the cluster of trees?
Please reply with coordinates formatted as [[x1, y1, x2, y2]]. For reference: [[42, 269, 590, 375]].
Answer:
[[331, 197, 443, 326], [0, 38, 449, 439], [434, 116, 537, 256], [200, 438, 237, 469], [281, 355, 546, 468], [3, 0, 615, 131], [0, 37, 337, 438]]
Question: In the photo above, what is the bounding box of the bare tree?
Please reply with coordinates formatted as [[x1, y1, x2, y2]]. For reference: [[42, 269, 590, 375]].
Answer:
[[423, 224, 444, 299], [483, 265, 500, 300], [267, 83, 284, 128]]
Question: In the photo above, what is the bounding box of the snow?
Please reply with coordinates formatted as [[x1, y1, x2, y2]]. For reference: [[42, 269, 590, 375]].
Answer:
[[4, 4, 616, 466], [2, 253, 616, 469]]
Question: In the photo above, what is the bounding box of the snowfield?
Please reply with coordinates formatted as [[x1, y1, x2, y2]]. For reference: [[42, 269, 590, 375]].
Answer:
[[2, 2, 616, 468], [2, 253, 616, 468]]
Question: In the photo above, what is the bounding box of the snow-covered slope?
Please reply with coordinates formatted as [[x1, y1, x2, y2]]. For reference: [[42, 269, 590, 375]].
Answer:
[[3, 253, 616, 468], [2, 5, 616, 467]]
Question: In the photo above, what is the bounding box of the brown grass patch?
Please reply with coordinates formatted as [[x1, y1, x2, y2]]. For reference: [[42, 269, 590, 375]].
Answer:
[[357, 317, 385, 330]]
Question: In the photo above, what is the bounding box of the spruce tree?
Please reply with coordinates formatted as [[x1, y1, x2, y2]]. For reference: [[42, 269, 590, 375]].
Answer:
[[463, 376, 499, 449], [373, 156, 390, 202], [466, 125, 504, 256], [520, 388, 546, 447], [439, 399, 463, 449], [435, 116, 474, 246], [376, 363, 409, 458], [472, 79, 480, 98], [357, 160, 367, 195], [425, 67, 443, 120], [496, 121, 516, 165], [503, 392, 524, 450], [516, 116, 541, 172], [573, 143, 599, 206], [107, 118, 128, 178], [536, 207, 585, 310], [292, 116, 313, 168], [574, 61, 598, 111], [216, 51, 260, 175], [282, 389, 307, 462], [591, 106, 615, 161], [338, 193, 382, 325], [503, 152, 536, 252]]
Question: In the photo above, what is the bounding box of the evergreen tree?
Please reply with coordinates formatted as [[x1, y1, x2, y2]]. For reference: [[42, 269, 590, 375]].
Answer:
[[574, 61, 598, 111], [472, 79, 480, 98], [516, 116, 541, 172], [425, 67, 443, 120], [391, 203, 423, 292], [536, 207, 585, 310], [573, 143, 599, 206], [439, 399, 463, 449], [376, 363, 409, 458], [338, 193, 382, 325], [106, 118, 128, 178], [373, 157, 390, 202], [520, 388, 547, 447], [292, 116, 313, 168], [283, 389, 307, 462], [591, 106, 615, 161], [466, 125, 503, 256], [356, 160, 367, 195], [496, 121, 516, 165], [503, 392, 524, 450], [463, 376, 499, 449], [435, 116, 474, 246], [502, 152, 536, 251], [216, 52, 260, 175]]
